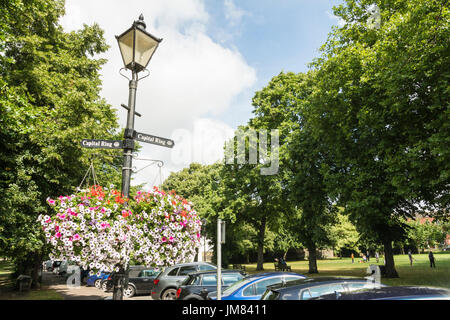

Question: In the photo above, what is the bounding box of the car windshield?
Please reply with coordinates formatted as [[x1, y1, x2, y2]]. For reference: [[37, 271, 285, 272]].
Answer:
[[222, 277, 255, 296]]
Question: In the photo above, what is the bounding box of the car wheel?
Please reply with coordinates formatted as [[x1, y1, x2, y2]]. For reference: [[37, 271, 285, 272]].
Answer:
[[101, 282, 109, 292], [123, 285, 136, 298], [162, 288, 177, 300], [94, 279, 102, 289]]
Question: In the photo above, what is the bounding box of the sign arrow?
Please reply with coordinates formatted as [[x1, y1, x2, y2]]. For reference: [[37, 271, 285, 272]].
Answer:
[[135, 132, 174, 148], [80, 139, 123, 149]]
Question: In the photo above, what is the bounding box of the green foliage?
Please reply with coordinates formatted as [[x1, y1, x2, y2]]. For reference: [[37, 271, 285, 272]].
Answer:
[[0, 0, 122, 279], [328, 209, 361, 256], [405, 218, 449, 252], [305, 0, 449, 277]]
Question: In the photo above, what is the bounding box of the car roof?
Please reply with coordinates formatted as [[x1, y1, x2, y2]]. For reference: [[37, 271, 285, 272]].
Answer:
[[316, 286, 450, 300], [187, 269, 245, 277], [267, 276, 369, 291], [241, 272, 305, 285], [169, 262, 215, 267]]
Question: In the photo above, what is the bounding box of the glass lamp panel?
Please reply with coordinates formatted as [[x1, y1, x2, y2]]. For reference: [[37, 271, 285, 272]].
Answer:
[[118, 29, 135, 69], [134, 28, 159, 69]]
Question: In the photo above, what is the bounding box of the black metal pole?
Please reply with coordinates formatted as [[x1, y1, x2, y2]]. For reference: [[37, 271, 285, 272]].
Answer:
[[113, 70, 137, 300], [121, 70, 138, 200]]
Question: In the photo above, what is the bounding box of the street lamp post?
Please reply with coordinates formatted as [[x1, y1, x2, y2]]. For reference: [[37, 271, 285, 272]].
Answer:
[[116, 14, 162, 200], [112, 14, 162, 300]]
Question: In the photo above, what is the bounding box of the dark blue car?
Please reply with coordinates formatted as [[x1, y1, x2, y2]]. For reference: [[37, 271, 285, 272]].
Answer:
[[313, 286, 450, 300], [208, 272, 306, 300], [86, 272, 109, 288]]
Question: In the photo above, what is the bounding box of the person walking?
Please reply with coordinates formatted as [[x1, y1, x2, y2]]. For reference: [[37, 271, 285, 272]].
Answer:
[[375, 252, 379, 263], [366, 250, 370, 262], [408, 250, 414, 266], [351, 253, 354, 263], [429, 250, 436, 268]]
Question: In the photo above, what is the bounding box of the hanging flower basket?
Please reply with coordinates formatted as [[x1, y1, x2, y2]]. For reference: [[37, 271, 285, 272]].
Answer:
[[38, 185, 202, 274]]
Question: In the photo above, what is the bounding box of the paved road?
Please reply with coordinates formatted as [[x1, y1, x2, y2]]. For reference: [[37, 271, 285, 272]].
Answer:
[[42, 271, 152, 300]]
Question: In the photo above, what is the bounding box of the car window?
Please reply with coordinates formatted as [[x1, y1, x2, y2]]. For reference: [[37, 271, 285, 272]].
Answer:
[[300, 284, 346, 300], [262, 290, 280, 300], [223, 273, 244, 285], [139, 270, 158, 277], [284, 276, 302, 282], [129, 270, 141, 277], [167, 268, 179, 276], [202, 275, 217, 286], [185, 275, 201, 285], [255, 277, 283, 295], [222, 278, 253, 296], [346, 282, 368, 291], [178, 266, 197, 276], [198, 264, 216, 271], [243, 284, 255, 296]]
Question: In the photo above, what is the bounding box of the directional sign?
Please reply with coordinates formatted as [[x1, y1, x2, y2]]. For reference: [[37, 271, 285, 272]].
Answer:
[[80, 139, 123, 149], [135, 132, 174, 148]]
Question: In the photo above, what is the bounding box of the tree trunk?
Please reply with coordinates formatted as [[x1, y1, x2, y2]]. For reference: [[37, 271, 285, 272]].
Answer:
[[256, 217, 266, 271], [383, 239, 399, 278], [31, 254, 42, 289], [307, 242, 318, 274]]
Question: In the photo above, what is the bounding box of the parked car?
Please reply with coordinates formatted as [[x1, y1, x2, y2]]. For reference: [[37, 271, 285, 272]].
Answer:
[[207, 272, 307, 300], [313, 286, 450, 300], [151, 262, 217, 300], [260, 276, 386, 300], [86, 272, 109, 288], [43, 260, 53, 272], [51, 261, 62, 275], [101, 266, 162, 298], [176, 270, 247, 300]]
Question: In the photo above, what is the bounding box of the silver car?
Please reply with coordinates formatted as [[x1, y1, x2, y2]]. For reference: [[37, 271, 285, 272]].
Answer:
[[151, 262, 217, 300]]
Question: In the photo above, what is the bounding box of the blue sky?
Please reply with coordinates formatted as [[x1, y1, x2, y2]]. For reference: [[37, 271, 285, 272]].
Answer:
[[60, 0, 345, 188], [202, 0, 344, 127]]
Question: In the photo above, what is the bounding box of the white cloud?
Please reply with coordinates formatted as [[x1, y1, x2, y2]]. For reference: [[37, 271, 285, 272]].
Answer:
[[224, 0, 247, 26], [59, 0, 256, 187]]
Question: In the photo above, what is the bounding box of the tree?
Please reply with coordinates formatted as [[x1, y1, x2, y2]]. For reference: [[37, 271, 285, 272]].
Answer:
[[220, 125, 289, 270], [0, 0, 121, 285], [306, 0, 449, 277], [250, 71, 338, 273], [405, 218, 448, 253], [329, 209, 360, 257]]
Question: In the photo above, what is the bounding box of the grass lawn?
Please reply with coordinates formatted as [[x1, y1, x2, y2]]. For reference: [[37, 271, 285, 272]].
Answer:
[[0, 258, 63, 300], [240, 251, 450, 289]]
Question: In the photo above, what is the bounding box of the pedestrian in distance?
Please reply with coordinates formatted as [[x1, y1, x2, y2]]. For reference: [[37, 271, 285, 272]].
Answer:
[[375, 252, 379, 263], [408, 250, 414, 266], [366, 250, 370, 262], [351, 253, 354, 263], [429, 250, 436, 268]]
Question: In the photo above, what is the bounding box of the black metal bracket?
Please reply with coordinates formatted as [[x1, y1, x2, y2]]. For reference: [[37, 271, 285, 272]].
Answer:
[[124, 128, 136, 139], [123, 138, 135, 149], [120, 104, 142, 117]]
